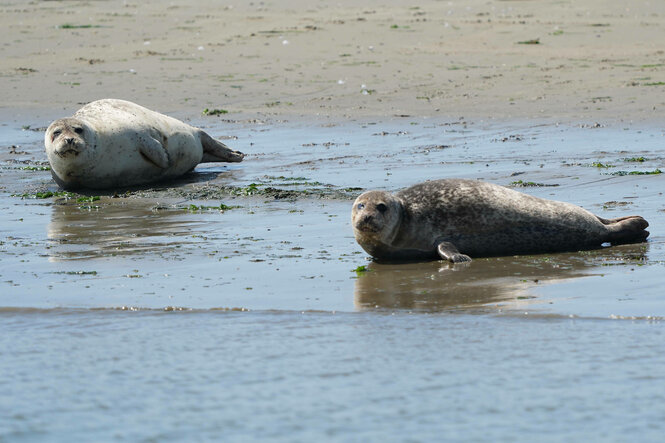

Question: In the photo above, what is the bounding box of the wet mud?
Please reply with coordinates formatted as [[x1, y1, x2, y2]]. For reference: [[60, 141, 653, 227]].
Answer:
[[2, 117, 664, 318]]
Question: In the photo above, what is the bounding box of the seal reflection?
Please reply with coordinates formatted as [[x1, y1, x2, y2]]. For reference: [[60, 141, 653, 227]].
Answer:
[[353, 243, 649, 313], [46, 198, 206, 261]]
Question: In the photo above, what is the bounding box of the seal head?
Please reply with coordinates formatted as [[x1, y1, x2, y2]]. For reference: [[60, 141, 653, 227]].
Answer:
[[351, 191, 406, 258], [46, 118, 90, 158], [45, 118, 97, 189]]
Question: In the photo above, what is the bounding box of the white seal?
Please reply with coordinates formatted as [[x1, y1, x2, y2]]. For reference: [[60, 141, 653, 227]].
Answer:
[[44, 99, 244, 189]]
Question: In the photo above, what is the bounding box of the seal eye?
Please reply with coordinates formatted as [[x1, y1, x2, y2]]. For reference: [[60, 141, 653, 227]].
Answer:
[[376, 203, 388, 213], [357, 203, 365, 210], [53, 130, 62, 137], [73, 127, 83, 134]]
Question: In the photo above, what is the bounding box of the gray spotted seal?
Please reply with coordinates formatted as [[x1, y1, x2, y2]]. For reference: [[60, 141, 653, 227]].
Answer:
[[352, 179, 649, 263], [45, 99, 244, 189]]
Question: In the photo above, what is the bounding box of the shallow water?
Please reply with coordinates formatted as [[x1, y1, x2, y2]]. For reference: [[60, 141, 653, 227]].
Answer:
[[1, 117, 664, 440], [2, 308, 664, 442]]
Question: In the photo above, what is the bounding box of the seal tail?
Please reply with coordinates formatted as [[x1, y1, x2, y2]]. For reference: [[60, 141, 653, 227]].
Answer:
[[597, 215, 650, 244], [199, 130, 244, 163]]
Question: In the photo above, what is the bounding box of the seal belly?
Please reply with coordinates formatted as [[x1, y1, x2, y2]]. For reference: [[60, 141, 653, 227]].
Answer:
[[361, 241, 438, 262], [451, 224, 603, 257]]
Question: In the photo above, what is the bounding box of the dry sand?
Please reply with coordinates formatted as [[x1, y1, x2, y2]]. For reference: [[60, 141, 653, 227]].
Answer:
[[1, 0, 664, 124]]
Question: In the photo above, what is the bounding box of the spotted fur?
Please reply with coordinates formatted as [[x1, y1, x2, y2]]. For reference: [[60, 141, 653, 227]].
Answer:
[[351, 179, 649, 262]]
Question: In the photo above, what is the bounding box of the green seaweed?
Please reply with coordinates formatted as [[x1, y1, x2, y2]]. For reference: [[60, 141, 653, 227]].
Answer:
[[202, 108, 229, 116], [517, 39, 540, 45], [129, 181, 362, 201], [187, 203, 240, 212], [21, 166, 51, 171], [353, 265, 369, 277], [58, 24, 101, 29], [510, 180, 559, 187], [611, 169, 662, 176], [14, 191, 75, 199], [76, 196, 100, 203], [265, 176, 309, 181], [239, 183, 260, 195], [52, 270, 98, 276]]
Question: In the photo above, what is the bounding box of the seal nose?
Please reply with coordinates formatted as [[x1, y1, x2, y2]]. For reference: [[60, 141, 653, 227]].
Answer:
[[65, 137, 75, 145]]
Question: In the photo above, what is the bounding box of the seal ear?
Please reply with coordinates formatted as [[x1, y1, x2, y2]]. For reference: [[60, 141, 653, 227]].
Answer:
[[437, 241, 472, 263], [138, 135, 169, 169]]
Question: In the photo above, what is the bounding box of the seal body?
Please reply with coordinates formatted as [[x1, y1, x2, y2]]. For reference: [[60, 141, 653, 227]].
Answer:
[[351, 179, 649, 262], [44, 99, 244, 189]]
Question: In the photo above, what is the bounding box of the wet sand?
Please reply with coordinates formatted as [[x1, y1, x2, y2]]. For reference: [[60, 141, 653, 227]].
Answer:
[[3, 119, 663, 316], [2, 0, 665, 441]]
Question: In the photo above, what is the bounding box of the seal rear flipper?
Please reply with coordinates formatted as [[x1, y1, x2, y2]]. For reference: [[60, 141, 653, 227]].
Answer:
[[138, 136, 169, 169], [437, 241, 472, 263], [602, 215, 650, 244], [200, 130, 244, 163]]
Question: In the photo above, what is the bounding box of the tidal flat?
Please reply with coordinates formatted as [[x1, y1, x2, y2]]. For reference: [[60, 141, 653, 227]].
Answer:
[[2, 0, 665, 439], [1, 117, 664, 441], [2, 117, 664, 316]]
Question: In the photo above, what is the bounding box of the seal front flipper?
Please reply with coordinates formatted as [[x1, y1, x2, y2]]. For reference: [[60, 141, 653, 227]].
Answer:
[[437, 241, 472, 263], [199, 130, 244, 163], [138, 135, 169, 168]]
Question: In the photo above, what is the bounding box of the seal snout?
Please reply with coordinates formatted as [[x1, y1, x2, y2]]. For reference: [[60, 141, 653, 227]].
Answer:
[[352, 200, 379, 233], [55, 141, 81, 157], [355, 214, 381, 233], [55, 138, 81, 157]]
